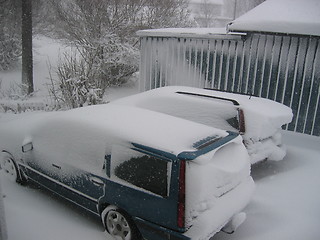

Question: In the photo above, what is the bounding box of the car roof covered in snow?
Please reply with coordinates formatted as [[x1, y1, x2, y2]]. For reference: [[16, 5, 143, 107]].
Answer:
[[113, 86, 292, 121], [40, 104, 229, 155]]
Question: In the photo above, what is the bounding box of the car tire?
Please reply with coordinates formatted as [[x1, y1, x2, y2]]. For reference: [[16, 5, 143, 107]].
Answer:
[[0, 152, 24, 183], [102, 205, 141, 240]]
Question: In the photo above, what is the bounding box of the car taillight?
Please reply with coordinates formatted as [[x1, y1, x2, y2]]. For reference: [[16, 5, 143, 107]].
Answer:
[[178, 160, 186, 228]]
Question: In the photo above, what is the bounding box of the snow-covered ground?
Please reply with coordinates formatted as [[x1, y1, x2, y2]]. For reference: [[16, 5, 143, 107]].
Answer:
[[1, 35, 320, 240], [0, 36, 140, 107], [0, 130, 319, 240]]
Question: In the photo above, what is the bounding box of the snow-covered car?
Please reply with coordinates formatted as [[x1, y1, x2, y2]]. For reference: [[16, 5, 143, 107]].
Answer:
[[113, 86, 293, 164], [0, 104, 254, 240]]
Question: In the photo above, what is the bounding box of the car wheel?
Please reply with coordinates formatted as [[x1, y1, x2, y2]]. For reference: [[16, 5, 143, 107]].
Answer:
[[0, 152, 22, 183], [102, 206, 141, 240]]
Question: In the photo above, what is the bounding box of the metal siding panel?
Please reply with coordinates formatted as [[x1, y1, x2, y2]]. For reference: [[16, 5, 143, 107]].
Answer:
[[208, 40, 217, 88], [149, 37, 155, 90], [176, 38, 183, 86], [164, 38, 170, 87], [213, 40, 221, 89], [254, 34, 267, 96], [227, 40, 237, 91], [247, 34, 259, 95], [303, 38, 320, 134], [312, 86, 320, 136], [198, 40, 206, 87], [181, 38, 188, 85], [240, 36, 252, 93], [156, 38, 161, 87], [260, 35, 275, 98], [139, 37, 147, 92], [282, 37, 297, 104], [161, 38, 167, 87], [192, 40, 200, 87], [153, 38, 160, 89], [283, 37, 299, 108], [187, 39, 192, 85], [193, 39, 203, 88], [267, 35, 283, 100], [275, 36, 291, 103], [204, 39, 211, 88], [288, 37, 309, 132], [295, 38, 317, 133], [172, 38, 180, 86], [219, 40, 230, 90], [233, 40, 245, 92]]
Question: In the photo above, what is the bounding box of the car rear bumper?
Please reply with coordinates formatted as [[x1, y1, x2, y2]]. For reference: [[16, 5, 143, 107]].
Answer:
[[245, 131, 286, 164], [184, 176, 255, 240], [134, 217, 191, 240], [134, 176, 254, 240]]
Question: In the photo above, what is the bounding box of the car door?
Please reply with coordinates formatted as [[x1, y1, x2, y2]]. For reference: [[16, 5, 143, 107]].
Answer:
[[101, 144, 180, 229], [21, 121, 107, 214]]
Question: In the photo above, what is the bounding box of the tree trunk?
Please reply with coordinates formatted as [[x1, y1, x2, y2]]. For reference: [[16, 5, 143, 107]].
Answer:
[[21, 0, 34, 95]]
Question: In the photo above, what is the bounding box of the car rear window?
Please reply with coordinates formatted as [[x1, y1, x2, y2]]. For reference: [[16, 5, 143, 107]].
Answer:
[[136, 95, 240, 132], [111, 146, 171, 197]]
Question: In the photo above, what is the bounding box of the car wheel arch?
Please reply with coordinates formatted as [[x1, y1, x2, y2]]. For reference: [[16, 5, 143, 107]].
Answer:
[[101, 204, 142, 240], [0, 150, 26, 184]]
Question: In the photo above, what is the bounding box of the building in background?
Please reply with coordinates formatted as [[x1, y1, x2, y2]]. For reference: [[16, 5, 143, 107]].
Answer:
[[189, 0, 265, 28], [137, 0, 320, 136]]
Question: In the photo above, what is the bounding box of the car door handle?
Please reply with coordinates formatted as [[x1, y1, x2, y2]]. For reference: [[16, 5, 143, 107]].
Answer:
[[52, 164, 61, 170], [89, 176, 104, 186]]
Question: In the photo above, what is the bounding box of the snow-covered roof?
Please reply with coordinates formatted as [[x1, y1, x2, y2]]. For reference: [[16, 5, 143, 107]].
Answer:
[[137, 28, 244, 39], [228, 0, 320, 37]]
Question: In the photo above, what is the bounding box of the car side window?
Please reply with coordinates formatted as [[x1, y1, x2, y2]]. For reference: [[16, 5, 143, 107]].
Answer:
[[111, 145, 171, 197]]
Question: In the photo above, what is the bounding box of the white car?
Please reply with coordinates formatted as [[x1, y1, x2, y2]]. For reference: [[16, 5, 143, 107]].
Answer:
[[113, 86, 293, 164], [0, 104, 254, 240]]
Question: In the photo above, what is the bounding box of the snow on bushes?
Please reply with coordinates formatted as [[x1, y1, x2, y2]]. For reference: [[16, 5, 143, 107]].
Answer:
[[0, 37, 21, 71], [48, 36, 139, 109]]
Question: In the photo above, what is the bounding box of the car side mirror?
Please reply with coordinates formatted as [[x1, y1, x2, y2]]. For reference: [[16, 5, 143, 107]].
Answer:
[[22, 142, 33, 153], [104, 154, 111, 177]]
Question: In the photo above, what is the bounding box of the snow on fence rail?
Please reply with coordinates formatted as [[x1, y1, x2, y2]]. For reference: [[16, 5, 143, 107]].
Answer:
[[138, 30, 320, 136]]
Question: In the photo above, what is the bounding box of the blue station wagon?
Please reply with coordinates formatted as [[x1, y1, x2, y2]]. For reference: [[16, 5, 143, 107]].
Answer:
[[0, 104, 254, 240]]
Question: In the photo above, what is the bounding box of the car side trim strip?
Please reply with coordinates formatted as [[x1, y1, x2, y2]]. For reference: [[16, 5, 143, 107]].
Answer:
[[29, 176, 100, 216], [20, 164, 99, 204]]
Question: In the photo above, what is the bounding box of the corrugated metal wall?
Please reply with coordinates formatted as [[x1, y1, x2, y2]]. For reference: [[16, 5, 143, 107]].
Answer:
[[139, 33, 320, 136]]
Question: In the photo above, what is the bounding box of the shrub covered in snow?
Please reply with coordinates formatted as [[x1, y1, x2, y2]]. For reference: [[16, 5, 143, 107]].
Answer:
[[48, 36, 139, 109], [0, 37, 21, 71]]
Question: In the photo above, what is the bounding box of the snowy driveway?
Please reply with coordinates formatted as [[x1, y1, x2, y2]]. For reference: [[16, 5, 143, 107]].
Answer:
[[1, 131, 319, 240]]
